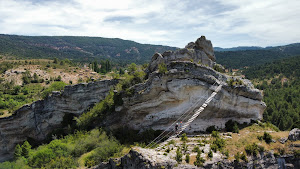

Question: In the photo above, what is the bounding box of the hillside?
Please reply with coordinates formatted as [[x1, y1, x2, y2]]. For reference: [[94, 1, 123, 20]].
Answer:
[[215, 43, 300, 69], [243, 55, 300, 130], [0, 34, 177, 64]]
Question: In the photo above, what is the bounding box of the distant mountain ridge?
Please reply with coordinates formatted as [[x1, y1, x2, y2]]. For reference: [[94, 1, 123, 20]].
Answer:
[[0, 34, 177, 64], [215, 43, 300, 68], [1, 34, 300, 68]]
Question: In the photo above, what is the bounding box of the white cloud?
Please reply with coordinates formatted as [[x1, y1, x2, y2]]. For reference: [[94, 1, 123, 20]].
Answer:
[[0, 0, 299, 47]]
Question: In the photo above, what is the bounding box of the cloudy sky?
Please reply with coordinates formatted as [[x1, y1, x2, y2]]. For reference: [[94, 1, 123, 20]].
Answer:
[[0, 0, 299, 48]]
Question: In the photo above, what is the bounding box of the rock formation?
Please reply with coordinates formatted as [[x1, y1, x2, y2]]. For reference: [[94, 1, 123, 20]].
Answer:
[[96, 148, 300, 169], [107, 36, 266, 133], [0, 80, 117, 162], [0, 36, 266, 162], [147, 36, 217, 73], [288, 128, 300, 141]]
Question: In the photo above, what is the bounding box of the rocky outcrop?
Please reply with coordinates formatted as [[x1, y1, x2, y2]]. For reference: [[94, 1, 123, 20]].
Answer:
[[107, 60, 266, 132], [288, 128, 300, 141], [148, 36, 216, 73], [95, 148, 192, 169], [0, 80, 117, 162], [97, 148, 300, 169]]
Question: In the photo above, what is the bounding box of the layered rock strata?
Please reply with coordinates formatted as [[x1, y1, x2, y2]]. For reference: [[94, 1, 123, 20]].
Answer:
[[0, 80, 117, 162], [109, 36, 266, 133]]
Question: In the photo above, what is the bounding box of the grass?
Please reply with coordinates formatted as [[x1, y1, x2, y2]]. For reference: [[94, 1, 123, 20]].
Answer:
[[225, 123, 293, 160]]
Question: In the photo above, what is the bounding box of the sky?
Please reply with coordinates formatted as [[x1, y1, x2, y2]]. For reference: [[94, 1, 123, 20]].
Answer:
[[0, 0, 299, 48]]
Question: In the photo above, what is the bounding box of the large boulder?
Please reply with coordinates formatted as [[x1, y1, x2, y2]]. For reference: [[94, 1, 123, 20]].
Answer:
[[288, 128, 300, 141], [195, 36, 216, 61]]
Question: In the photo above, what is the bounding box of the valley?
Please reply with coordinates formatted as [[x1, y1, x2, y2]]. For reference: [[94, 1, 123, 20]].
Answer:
[[0, 35, 299, 169]]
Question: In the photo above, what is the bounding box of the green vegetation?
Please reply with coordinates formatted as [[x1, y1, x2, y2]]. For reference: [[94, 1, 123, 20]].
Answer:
[[176, 148, 182, 163], [42, 81, 67, 98], [158, 63, 167, 74], [210, 131, 226, 152], [1, 129, 123, 168], [185, 154, 190, 163], [244, 143, 264, 156], [262, 132, 273, 144], [244, 55, 300, 130], [225, 120, 239, 133], [194, 151, 205, 167], [180, 133, 188, 142], [208, 149, 213, 158], [216, 43, 300, 69], [75, 64, 146, 129], [0, 34, 177, 64]]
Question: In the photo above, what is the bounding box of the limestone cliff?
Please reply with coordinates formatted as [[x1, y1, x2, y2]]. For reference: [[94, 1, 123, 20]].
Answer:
[[107, 36, 266, 132], [0, 36, 266, 162], [0, 80, 117, 162]]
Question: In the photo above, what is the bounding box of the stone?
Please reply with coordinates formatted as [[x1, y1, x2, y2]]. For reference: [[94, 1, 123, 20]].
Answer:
[[288, 128, 300, 141], [147, 36, 217, 74], [105, 61, 266, 134], [195, 36, 216, 61], [278, 137, 288, 144], [0, 79, 118, 162]]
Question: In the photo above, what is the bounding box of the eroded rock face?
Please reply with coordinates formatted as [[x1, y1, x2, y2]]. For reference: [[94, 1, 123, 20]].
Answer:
[[148, 36, 216, 73], [288, 128, 300, 141], [108, 61, 266, 132], [0, 80, 117, 162]]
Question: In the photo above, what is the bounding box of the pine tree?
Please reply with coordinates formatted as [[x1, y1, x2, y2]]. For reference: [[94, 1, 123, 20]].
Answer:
[[14, 144, 22, 159], [21, 141, 31, 158]]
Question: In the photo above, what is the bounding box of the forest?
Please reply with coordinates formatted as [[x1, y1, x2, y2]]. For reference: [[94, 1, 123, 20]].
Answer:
[[244, 55, 300, 130]]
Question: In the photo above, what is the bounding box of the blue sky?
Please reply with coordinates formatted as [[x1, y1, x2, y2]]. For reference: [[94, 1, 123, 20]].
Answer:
[[0, 0, 299, 48]]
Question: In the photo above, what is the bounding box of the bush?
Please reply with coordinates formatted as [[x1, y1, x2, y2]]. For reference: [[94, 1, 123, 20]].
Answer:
[[42, 81, 67, 98], [234, 152, 240, 162], [192, 146, 200, 153], [176, 148, 183, 163], [194, 151, 205, 167], [245, 143, 259, 156], [225, 120, 239, 133], [263, 132, 272, 144], [185, 154, 190, 163], [241, 152, 248, 162], [158, 63, 167, 74], [208, 149, 213, 158], [206, 126, 217, 133], [180, 133, 188, 142]]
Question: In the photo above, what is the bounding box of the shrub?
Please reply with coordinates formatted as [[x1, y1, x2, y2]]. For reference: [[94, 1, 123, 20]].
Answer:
[[211, 137, 225, 152], [208, 149, 213, 158], [224, 150, 229, 159], [180, 133, 188, 142], [194, 151, 205, 167], [46, 156, 76, 169], [245, 143, 259, 156], [185, 154, 190, 163], [211, 131, 219, 138], [241, 152, 248, 162], [206, 126, 217, 133], [225, 120, 239, 133], [176, 148, 182, 163], [192, 146, 200, 153], [263, 132, 272, 144], [158, 63, 167, 74], [234, 152, 240, 162], [42, 81, 67, 98]]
